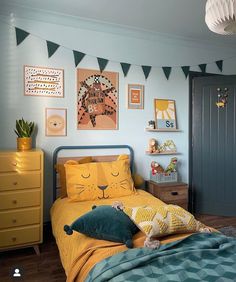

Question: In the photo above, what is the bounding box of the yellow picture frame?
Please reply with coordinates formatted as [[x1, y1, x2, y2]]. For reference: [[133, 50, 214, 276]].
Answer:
[[154, 99, 177, 129]]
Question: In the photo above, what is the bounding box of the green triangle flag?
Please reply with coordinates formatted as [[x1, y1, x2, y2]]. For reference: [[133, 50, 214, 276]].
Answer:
[[97, 57, 108, 72], [141, 65, 152, 79], [162, 67, 172, 80], [46, 41, 60, 58], [120, 62, 131, 77], [216, 60, 223, 72], [181, 66, 190, 78], [15, 27, 30, 46], [199, 64, 207, 73], [73, 50, 85, 67]]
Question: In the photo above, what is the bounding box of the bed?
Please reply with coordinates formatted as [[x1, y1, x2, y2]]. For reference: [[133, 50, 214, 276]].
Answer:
[[51, 145, 236, 282]]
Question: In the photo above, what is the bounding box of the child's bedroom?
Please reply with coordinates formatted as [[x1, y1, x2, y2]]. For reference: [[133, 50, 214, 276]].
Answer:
[[1, 0, 236, 281]]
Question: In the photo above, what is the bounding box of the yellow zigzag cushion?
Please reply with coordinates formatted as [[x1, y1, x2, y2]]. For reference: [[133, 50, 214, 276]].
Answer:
[[124, 204, 205, 238], [65, 154, 136, 202]]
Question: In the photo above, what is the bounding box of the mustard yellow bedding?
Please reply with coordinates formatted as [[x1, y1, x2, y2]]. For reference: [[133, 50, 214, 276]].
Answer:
[[50, 190, 199, 282]]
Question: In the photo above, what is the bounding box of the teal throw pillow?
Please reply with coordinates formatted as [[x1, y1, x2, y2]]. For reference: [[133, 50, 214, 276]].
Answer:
[[64, 205, 138, 248]]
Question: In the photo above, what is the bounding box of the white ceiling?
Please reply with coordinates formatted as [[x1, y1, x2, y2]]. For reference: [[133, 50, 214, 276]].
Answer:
[[2, 0, 236, 47]]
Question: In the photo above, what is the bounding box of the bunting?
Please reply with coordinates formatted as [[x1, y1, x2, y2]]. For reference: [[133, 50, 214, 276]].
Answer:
[[181, 66, 190, 79], [15, 27, 30, 46], [141, 65, 152, 79], [46, 41, 60, 58], [73, 50, 85, 67], [216, 60, 223, 72], [13, 26, 228, 80], [162, 67, 172, 80], [120, 62, 131, 77], [199, 63, 207, 73], [97, 57, 108, 72]]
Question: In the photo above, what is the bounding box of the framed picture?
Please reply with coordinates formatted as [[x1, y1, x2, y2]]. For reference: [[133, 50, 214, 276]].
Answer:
[[154, 99, 177, 129], [45, 108, 67, 136], [127, 84, 144, 109], [77, 68, 118, 130], [24, 66, 64, 98]]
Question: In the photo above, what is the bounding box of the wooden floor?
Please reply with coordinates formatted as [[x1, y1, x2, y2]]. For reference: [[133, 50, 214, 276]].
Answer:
[[0, 226, 66, 282], [1, 215, 236, 281]]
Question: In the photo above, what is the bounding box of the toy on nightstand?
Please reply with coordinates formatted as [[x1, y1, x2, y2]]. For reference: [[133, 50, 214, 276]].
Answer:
[[151, 161, 164, 175], [165, 157, 178, 174], [148, 138, 159, 154]]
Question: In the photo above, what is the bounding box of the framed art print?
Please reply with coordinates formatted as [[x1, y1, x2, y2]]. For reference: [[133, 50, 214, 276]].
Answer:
[[24, 66, 64, 98], [154, 99, 177, 129], [45, 108, 67, 136], [127, 84, 144, 109], [77, 68, 118, 130]]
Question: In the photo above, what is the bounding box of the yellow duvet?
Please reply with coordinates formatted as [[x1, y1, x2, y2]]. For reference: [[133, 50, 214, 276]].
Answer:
[[50, 190, 198, 282]]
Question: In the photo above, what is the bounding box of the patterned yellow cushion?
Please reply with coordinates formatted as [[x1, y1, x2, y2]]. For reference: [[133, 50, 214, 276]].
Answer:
[[124, 204, 204, 238], [65, 155, 136, 202]]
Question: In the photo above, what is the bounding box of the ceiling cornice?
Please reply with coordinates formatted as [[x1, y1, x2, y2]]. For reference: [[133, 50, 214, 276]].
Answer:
[[1, 2, 236, 52]]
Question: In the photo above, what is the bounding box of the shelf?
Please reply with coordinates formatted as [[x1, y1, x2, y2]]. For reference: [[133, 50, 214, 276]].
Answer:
[[145, 128, 181, 132], [145, 151, 180, 155]]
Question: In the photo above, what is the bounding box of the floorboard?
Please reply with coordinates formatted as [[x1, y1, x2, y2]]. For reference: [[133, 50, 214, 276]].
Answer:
[[0, 215, 236, 281]]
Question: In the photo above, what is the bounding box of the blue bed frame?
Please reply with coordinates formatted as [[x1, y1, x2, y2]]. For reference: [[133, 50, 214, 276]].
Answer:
[[52, 145, 134, 201]]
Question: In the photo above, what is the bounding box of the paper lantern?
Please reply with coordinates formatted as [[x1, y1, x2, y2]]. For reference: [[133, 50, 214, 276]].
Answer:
[[205, 0, 236, 35]]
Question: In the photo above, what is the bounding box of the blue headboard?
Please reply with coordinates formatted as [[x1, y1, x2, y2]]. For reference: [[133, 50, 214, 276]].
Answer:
[[52, 145, 134, 201]]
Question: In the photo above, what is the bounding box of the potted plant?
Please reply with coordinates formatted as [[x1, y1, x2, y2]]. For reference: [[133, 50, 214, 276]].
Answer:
[[14, 118, 35, 151]]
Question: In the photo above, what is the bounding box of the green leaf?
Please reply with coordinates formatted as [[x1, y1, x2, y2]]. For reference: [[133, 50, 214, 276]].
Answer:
[[15, 118, 35, 137]]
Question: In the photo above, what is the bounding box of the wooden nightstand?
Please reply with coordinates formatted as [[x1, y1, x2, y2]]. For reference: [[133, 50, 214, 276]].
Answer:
[[146, 181, 189, 210], [0, 149, 44, 255]]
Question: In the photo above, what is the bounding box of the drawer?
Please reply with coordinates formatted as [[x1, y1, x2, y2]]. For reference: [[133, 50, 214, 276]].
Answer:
[[160, 187, 188, 202], [0, 172, 41, 191], [0, 207, 40, 229], [0, 190, 41, 210], [0, 225, 40, 248], [0, 153, 41, 172]]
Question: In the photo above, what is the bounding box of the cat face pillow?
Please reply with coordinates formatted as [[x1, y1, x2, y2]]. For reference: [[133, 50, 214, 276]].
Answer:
[[64, 155, 136, 201]]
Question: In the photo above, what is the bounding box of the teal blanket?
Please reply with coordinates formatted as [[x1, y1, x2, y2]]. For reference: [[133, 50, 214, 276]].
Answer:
[[86, 233, 236, 282]]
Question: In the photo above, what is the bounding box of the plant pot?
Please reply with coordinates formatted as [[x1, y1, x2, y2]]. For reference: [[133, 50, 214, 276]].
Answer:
[[17, 137, 32, 151]]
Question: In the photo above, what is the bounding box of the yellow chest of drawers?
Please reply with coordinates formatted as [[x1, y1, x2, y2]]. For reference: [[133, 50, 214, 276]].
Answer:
[[0, 149, 44, 254]]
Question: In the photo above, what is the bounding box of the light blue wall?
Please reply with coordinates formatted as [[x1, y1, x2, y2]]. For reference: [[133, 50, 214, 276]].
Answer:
[[1, 8, 236, 221]]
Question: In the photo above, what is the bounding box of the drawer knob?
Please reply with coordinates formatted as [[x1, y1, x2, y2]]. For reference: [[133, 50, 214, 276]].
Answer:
[[13, 182, 18, 186], [171, 191, 178, 196], [12, 237, 17, 242], [12, 200, 17, 204], [12, 162, 17, 166], [12, 219, 17, 223]]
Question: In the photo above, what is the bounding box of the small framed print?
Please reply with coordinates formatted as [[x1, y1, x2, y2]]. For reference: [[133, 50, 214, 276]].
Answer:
[[45, 108, 67, 136], [154, 99, 177, 129], [24, 66, 64, 98], [127, 84, 144, 109]]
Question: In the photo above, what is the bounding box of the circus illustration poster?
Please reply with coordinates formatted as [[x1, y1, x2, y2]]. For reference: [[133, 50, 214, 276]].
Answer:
[[77, 68, 118, 130]]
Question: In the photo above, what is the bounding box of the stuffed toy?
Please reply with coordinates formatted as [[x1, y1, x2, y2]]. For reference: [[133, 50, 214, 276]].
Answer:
[[158, 140, 176, 152], [148, 138, 159, 153], [151, 161, 164, 175], [165, 157, 178, 174]]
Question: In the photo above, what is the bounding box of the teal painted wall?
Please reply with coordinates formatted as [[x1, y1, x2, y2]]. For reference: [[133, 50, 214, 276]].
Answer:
[[1, 7, 236, 221]]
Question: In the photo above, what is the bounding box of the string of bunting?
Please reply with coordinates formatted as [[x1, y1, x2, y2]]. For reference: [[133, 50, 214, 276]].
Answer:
[[15, 26, 225, 80]]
